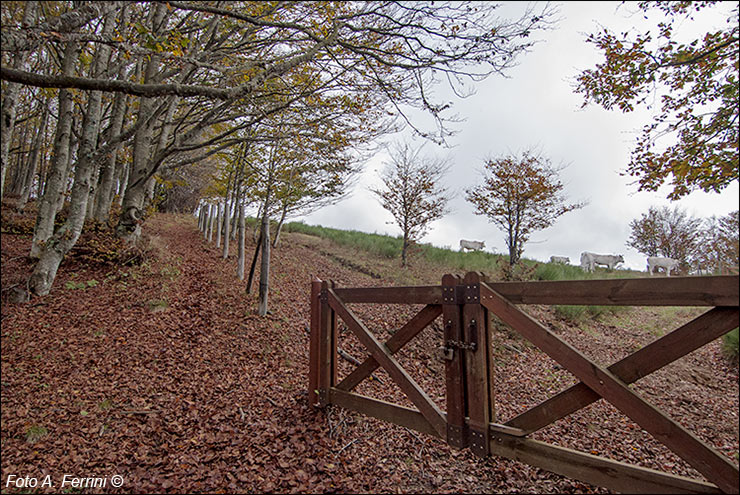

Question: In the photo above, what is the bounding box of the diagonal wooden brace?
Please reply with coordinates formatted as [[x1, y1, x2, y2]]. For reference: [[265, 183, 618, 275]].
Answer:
[[327, 289, 447, 437], [480, 283, 739, 494], [505, 307, 740, 435], [335, 304, 442, 391]]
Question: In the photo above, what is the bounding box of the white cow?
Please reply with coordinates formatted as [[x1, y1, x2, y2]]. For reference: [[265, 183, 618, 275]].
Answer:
[[647, 256, 680, 277], [460, 239, 485, 252], [550, 256, 570, 264], [580, 252, 624, 272]]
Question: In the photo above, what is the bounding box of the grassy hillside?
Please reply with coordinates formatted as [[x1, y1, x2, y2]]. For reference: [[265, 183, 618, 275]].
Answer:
[[283, 220, 643, 281], [283, 220, 738, 357]]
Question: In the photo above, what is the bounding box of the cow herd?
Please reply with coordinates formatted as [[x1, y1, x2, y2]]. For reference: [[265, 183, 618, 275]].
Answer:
[[459, 239, 681, 276]]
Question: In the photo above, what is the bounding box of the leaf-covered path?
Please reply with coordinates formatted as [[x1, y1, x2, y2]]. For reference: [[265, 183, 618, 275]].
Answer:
[[2, 214, 738, 493]]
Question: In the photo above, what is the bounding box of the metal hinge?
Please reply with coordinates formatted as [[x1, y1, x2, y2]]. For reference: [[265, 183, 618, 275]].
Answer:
[[463, 283, 480, 303]]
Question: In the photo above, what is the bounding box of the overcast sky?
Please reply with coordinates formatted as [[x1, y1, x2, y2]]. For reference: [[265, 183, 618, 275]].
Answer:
[[297, 1, 739, 272]]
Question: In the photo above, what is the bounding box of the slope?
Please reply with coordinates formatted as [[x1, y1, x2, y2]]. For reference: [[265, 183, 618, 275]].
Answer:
[[1, 212, 737, 493]]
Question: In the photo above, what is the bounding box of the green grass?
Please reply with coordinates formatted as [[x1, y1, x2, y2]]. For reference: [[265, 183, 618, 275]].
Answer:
[[283, 220, 649, 323], [284, 221, 402, 258], [553, 304, 625, 322], [284, 220, 644, 281], [285, 220, 513, 273], [534, 260, 642, 281], [722, 327, 739, 361]]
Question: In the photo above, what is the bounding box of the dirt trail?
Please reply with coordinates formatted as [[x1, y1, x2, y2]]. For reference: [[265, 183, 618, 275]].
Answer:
[[1, 214, 737, 493]]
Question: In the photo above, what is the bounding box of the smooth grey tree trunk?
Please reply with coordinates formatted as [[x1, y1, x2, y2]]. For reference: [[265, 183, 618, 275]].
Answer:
[[115, 161, 129, 207], [18, 103, 49, 210], [229, 176, 240, 240], [145, 176, 156, 202], [222, 196, 230, 258], [55, 116, 80, 214], [208, 204, 214, 242], [237, 203, 245, 280], [29, 18, 111, 295], [253, 200, 264, 242], [30, 40, 80, 258], [246, 231, 261, 294], [93, 89, 128, 223], [94, 9, 130, 224], [258, 198, 271, 316], [9, 121, 31, 196], [84, 116, 105, 221], [116, 4, 167, 241], [201, 204, 207, 237], [272, 202, 289, 248], [215, 203, 222, 248], [203, 205, 210, 239], [230, 199, 239, 241], [1, 2, 37, 200]]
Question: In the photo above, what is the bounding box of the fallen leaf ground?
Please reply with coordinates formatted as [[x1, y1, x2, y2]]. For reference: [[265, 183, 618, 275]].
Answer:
[[1, 212, 738, 493]]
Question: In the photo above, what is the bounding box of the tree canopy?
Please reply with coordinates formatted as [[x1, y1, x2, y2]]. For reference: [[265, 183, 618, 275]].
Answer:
[[465, 151, 585, 267], [371, 142, 450, 267], [575, 1, 739, 200], [0, 1, 558, 296]]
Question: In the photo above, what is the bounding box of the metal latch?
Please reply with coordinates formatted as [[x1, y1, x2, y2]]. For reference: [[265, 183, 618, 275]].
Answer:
[[446, 339, 477, 352], [444, 318, 478, 352]]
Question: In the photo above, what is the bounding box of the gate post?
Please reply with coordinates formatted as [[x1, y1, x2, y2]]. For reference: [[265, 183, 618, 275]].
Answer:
[[462, 271, 493, 456], [308, 276, 322, 408], [442, 274, 467, 448], [317, 279, 337, 407]]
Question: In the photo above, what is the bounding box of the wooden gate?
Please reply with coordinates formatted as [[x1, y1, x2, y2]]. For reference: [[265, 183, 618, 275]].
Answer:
[[308, 273, 739, 493]]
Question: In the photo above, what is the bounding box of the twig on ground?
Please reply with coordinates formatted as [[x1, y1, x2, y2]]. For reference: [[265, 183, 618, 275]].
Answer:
[[335, 438, 359, 456], [501, 342, 526, 356]]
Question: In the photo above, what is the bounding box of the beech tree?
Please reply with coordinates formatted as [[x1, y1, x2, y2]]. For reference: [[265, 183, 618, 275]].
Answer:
[[371, 143, 450, 267], [2, 1, 557, 297], [0, 1, 38, 201], [693, 210, 739, 274], [626, 205, 703, 269], [29, 9, 115, 295], [466, 151, 584, 267], [575, 1, 739, 200], [718, 210, 740, 268]]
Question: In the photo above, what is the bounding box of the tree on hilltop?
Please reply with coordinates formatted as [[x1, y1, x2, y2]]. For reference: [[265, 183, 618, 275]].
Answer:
[[371, 143, 451, 267], [626, 205, 702, 270], [466, 151, 585, 267]]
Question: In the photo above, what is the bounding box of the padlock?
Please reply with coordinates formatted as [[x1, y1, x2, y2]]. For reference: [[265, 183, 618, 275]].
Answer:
[[436, 345, 454, 361]]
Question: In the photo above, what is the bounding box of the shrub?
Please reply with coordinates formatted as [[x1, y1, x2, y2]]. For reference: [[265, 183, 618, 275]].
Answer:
[[722, 328, 739, 362]]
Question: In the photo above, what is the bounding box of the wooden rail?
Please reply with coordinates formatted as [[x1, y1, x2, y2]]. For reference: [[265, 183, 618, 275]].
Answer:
[[309, 273, 739, 493], [332, 275, 739, 306]]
